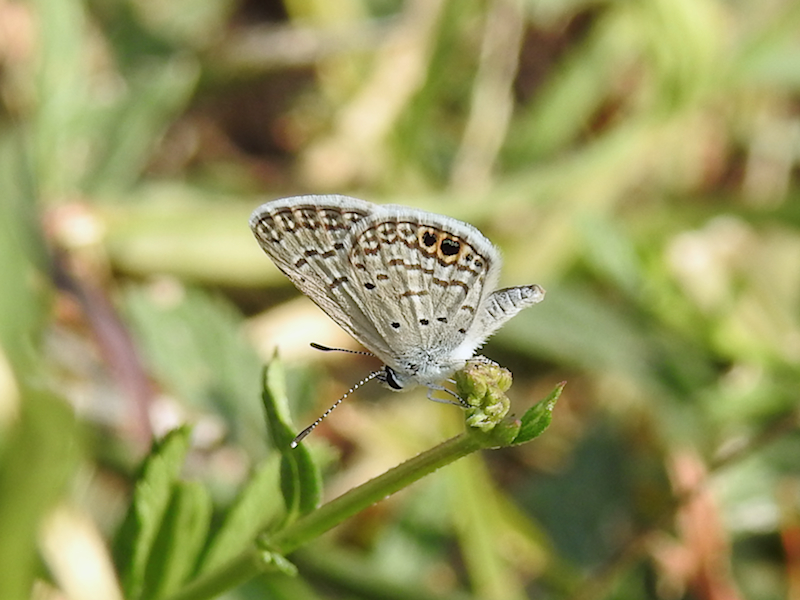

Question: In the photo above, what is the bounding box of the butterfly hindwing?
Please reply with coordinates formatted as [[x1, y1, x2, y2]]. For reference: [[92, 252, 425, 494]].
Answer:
[[346, 207, 501, 377]]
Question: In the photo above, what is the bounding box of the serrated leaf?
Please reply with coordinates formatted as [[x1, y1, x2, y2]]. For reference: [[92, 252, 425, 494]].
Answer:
[[200, 456, 283, 572], [143, 480, 212, 599], [116, 427, 191, 600], [260, 357, 321, 518], [512, 383, 565, 445]]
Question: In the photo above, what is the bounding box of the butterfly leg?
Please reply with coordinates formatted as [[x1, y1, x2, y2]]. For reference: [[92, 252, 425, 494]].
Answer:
[[426, 384, 468, 407]]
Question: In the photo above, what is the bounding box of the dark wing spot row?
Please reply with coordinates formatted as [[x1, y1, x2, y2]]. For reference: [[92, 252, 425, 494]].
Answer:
[[354, 221, 491, 272]]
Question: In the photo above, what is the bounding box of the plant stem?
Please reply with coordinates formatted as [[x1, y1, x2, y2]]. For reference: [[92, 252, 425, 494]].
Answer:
[[269, 431, 484, 553]]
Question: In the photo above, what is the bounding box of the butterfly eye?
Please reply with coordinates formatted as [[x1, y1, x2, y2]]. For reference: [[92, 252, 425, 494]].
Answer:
[[384, 366, 404, 390]]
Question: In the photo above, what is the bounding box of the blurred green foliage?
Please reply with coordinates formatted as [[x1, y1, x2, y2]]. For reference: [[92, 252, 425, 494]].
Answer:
[[2, 0, 800, 598]]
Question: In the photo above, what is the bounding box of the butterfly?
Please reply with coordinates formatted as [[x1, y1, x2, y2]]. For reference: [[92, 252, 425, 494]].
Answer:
[[250, 195, 544, 444]]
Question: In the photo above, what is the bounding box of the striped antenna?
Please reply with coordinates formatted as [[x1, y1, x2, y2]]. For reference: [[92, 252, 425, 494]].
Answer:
[[310, 342, 373, 357], [291, 369, 383, 448]]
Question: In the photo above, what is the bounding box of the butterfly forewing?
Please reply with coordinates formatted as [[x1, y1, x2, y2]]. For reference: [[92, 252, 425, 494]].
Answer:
[[249, 195, 393, 356]]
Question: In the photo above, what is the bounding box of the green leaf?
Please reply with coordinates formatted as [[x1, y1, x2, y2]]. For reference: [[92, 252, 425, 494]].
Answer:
[[260, 357, 321, 518], [0, 390, 80, 600], [143, 480, 212, 599], [512, 383, 565, 445], [200, 456, 283, 572], [116, 427, 191, 600], [0, 133, 50, 375], [261, 356, 296, 449], [122, 286, 265, 454], [84, 58, 199, 195]]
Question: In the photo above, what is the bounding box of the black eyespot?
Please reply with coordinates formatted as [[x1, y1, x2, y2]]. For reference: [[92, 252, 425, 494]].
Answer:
[[419, 319, 429, 325], [391, 322, 400, 329], [364, 282, 375, 290], [384, 367, 403, 390], [474, 259, 483, 268], [458, 328, 467, 334], [422, 231, 437, 247], [437, 317, 447, 323], [441, 238, 460, 256]]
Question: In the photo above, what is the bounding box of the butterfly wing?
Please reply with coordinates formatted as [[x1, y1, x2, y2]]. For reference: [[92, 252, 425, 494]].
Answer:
[[477, 284, 545, 339], [345, 206, 501, 383], [249, 195, 394, 358]]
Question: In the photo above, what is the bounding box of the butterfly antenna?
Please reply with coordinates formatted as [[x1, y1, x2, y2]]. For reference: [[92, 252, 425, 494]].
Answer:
[[290, 369, 383, 448], [310, 342, 374, 357]]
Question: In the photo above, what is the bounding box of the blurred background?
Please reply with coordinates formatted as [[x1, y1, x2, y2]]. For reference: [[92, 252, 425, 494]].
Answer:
[[2, 0, 800, 598]]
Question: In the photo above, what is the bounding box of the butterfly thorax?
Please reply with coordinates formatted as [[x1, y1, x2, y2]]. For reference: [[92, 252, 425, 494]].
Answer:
[[378, 334, 483, 390]]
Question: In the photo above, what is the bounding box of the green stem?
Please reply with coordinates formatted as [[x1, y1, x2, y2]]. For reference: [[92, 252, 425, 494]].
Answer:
[[270, 431, 484, 553]]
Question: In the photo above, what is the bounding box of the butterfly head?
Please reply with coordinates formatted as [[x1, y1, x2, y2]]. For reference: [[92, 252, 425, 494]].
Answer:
[[376, 358, 466, 392], [378, 365, 407, 391]]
